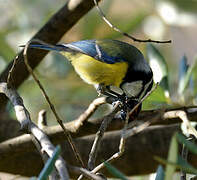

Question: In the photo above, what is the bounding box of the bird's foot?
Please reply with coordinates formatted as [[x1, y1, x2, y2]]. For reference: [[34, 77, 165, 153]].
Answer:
[[114, 95, 140, 121]]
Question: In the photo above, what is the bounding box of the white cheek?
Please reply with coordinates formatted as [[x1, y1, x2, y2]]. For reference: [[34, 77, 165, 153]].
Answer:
[[122, 81, 143, 97]]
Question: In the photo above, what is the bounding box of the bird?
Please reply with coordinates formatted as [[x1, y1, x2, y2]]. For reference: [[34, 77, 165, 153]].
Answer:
[[26, 39, 153, 120]]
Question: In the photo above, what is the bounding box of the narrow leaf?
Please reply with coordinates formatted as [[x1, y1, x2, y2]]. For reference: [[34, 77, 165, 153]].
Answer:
[[155, 165, 165, 180], [179, 56, 197, 94], [178, 55, 189, 94], [165, 135, 178, 180], [147, 44, 169, 98], [104, 162, 128, 180], [177, 155, 197, 174], [38, 145, 61, 180], [191, 56, 197, 96], [176, 132, 197, 154], [155, 156, 197, 175]]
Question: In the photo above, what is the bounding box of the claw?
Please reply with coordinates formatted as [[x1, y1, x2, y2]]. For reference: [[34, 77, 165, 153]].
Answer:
[[112, 100, 122, 107], [120, 109, 127, 120]]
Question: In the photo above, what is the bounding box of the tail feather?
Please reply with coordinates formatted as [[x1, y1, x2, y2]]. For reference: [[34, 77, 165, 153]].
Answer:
[[20, 44, 68, 51]]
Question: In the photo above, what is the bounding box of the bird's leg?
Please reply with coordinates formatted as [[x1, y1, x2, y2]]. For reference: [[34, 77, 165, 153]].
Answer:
[[105, 86, 122, 97], [96, 84, 134, 120], [95, 84, 118, 99]]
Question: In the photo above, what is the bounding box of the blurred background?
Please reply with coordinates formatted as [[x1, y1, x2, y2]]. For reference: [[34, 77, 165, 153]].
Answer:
[[0, 0, 197, 179]]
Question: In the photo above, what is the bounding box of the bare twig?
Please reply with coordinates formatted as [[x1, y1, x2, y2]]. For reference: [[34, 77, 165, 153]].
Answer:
[[78, 84, 159, 179], [23, 40, 84, 167], [90, 83, 159, 174], [163, 110, 197, 138], [123, 82, 159, 138], [38, 109, 47, 129], [75, 97, 107, 126], [77, 102, 121, 180], [68, 165, 105, 180], [37, 110, 58, 180], [91, 110, 130, 175], [0, 82, 69, 180], [93, 0, 171, 44], [88, 101, 121, 170], [7, 55, 19, 88]]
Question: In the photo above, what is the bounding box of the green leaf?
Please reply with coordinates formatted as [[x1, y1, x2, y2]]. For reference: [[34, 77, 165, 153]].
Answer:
[[147, 44, 169, 99], [155, 165, 165, 180], [176, 132, 197, 155], [155, 156, 197, 175], [191, 56, 197, 96], [177, 155, 197, 174], [165, 135, 178, 180], [178, 56, 197, 94], [38, 145, 61, 180], [145, 86, 168, 103], [104, 162, 128, 180], [143, 91, 170, 110], [178, 55, 189, 94]]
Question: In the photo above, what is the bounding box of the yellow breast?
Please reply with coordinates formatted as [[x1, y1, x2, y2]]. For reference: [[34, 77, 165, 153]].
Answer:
[[61, 52, 128, 87]]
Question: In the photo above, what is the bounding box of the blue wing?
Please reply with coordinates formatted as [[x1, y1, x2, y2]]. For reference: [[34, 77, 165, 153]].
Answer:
[[27, 39, 143, 65], [62, 40, 125, 64]]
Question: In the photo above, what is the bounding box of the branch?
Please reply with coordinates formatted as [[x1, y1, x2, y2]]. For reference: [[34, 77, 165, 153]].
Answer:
[[68, 165, 104, 180], [0, 82, 69, 179], [88, 101, 121, 170], [1, 106, 197, 177], [0, 0, 100, 108], [23, 40, 84, 167], [1, 106, 197, 149], [0, 124, 187, 177], [93, 0, 171, 44]]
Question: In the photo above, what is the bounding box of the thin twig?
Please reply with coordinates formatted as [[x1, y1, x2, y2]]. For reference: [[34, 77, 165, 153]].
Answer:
[[129, 82, 159, 117], [23, 40, 85, 167], [68, 165, 105, 180], [7, 55, 19, 88], [76, 97, 107, 125], [38, 109, 47, 129], [90, 83, 159, 174], [89, 82, 158, 169], [163, 110, 197, 138], [77, 102, 121, 180], [88, 101, 121, 170], [93, 0, 171, 44], [32, 135, 59, 180], [0, 82, 69, 180], [91, 110, 130, 174], [36, 110, 58, 180], [78, 83, 159, 180]]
